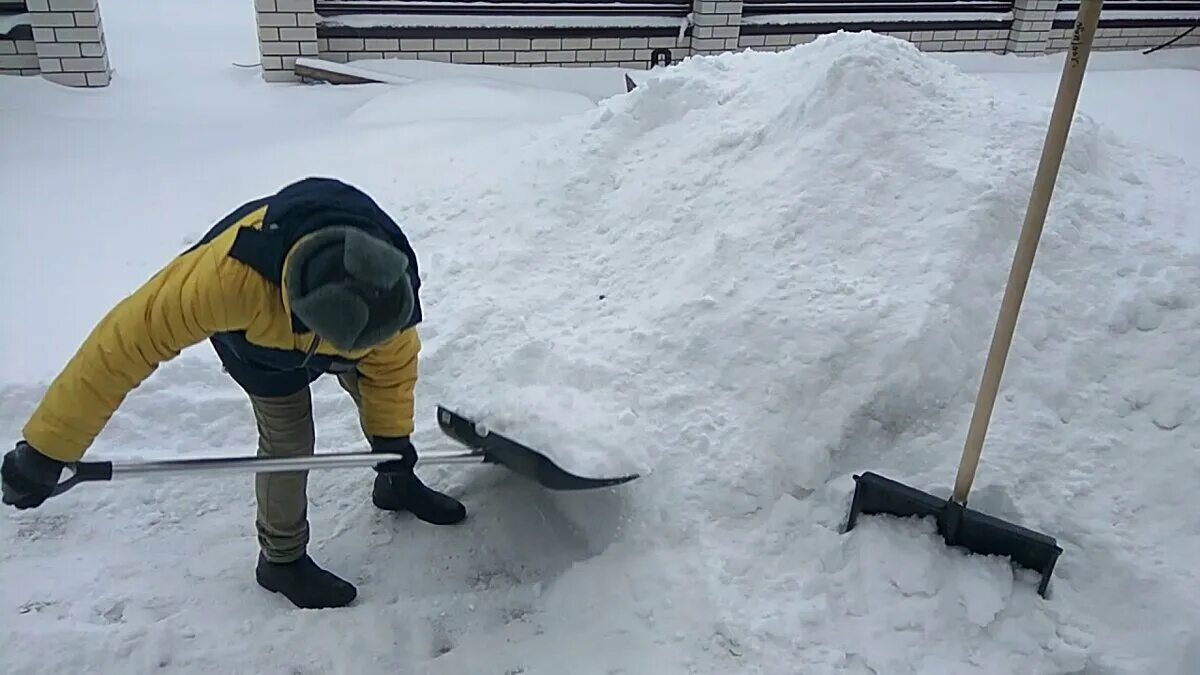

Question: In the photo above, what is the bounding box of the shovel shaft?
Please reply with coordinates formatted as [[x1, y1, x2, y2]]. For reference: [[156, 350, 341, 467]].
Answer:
[[108, 449, 486, 478], [953, 0, 1102, 504], [52, 449, 487, 496], [47, 405, 639, 496]]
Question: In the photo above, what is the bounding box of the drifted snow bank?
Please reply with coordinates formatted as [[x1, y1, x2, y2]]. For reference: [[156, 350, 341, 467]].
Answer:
[[1, 27, 1198, 675], [421, 32, 1200, 674]]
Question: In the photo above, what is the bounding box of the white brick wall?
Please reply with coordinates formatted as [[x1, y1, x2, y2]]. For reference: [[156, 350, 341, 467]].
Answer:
[[736, 19, 1197, 58], [287, 3, 1200, 78], [0, 38, 41, 76], [255, 0, 318, 81], [738, 28, 1008, 54], [691, 0, 743, 55], [1047, 25, 1200, 53], [27, 0, 111, 86], [1006, 0, 1057, 54], [317, 34, 687, 70], [736, 33, 814, 51], [911, 27, 1010, 53]]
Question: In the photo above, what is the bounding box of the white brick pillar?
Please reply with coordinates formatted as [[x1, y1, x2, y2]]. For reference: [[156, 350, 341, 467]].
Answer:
[[690, 0, 743, 56], [255, 0, 318, 82], [1006, 0, 1057, 55], [28, 0, 111, 87]]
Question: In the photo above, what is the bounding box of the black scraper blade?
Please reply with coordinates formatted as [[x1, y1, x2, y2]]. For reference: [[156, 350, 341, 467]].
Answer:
[[437, 406, 639, 491], [845, 471, 1063, 597]]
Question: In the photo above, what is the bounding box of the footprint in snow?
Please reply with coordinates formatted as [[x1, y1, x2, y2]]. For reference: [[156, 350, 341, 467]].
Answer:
[[431, 623, 455, 657], [18, 600, 54, 615], [101, 600, 126, 624], [15, 514, 69, 541], [1148, 395, 1191, 431]]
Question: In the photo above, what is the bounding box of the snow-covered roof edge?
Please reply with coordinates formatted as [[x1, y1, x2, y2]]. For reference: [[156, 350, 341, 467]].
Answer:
[[0, 12, 30, 35], [741, 11, 1012, 27], [319, 12, 690, 29]]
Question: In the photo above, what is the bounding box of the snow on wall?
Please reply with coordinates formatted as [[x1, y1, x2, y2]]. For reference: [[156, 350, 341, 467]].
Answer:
[[321, 13, 690, 29], [318, 35, 688, 69], [0, 10, 29, 35], [739, 11, 1015, 25], [740, 27, 1011, 53]]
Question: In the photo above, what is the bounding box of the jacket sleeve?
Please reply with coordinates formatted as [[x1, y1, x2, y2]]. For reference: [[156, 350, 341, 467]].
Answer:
[[22, 246, 258, 462], [355, 327, 421, 439]]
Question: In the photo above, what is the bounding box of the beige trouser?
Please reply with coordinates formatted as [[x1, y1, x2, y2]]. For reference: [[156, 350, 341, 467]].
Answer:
[[251, 371, 369, 563]]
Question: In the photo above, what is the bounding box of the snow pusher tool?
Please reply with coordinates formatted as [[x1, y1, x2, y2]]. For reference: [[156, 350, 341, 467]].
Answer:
[[47, 405, 638, 496], [845, 1, 1105, 598]]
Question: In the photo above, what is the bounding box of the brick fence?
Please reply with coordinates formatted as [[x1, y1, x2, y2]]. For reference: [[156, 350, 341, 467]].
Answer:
[[1, 1, 1196, 86], [249, 0, 1200, 82], [0, 0, 111, 86]]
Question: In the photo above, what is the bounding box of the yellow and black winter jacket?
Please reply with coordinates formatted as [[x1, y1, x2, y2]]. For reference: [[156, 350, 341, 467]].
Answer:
[[23, 177, 423, 463]]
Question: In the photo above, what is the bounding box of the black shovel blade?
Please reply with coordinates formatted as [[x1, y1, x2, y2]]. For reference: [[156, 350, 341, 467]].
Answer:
[[436, 406, 639, 491], [844, 471, 1063, 597]]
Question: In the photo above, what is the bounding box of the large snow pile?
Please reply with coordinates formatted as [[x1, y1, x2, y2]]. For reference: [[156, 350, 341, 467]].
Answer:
[[2, 16, 1198, 675], [412, 32, 1200, 673]]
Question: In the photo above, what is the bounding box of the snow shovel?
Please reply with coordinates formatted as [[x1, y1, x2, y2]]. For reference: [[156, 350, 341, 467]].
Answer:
[[48, 405, 638, 497], [844, 1, 1105, 598]]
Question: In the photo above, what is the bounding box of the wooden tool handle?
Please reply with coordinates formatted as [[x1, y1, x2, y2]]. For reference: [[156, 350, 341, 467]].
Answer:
[[952, 0, 1104, 504]]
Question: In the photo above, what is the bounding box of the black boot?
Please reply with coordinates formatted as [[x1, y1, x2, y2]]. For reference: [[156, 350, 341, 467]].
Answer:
[[370, 436, 467, 525], [255, 554, 357, 609], [373, 471, 467, 525]]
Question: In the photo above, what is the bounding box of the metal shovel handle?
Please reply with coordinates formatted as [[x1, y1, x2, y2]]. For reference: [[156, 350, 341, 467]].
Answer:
[[51, 449, 485, 497]]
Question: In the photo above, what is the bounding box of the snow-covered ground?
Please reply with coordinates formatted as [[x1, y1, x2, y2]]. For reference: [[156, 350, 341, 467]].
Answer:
[[2, 2, 1198, 673]]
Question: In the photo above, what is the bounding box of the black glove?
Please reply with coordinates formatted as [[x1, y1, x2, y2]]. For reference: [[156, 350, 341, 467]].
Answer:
[[2, 442, 66, 509], [371, 436, 416, 474]]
